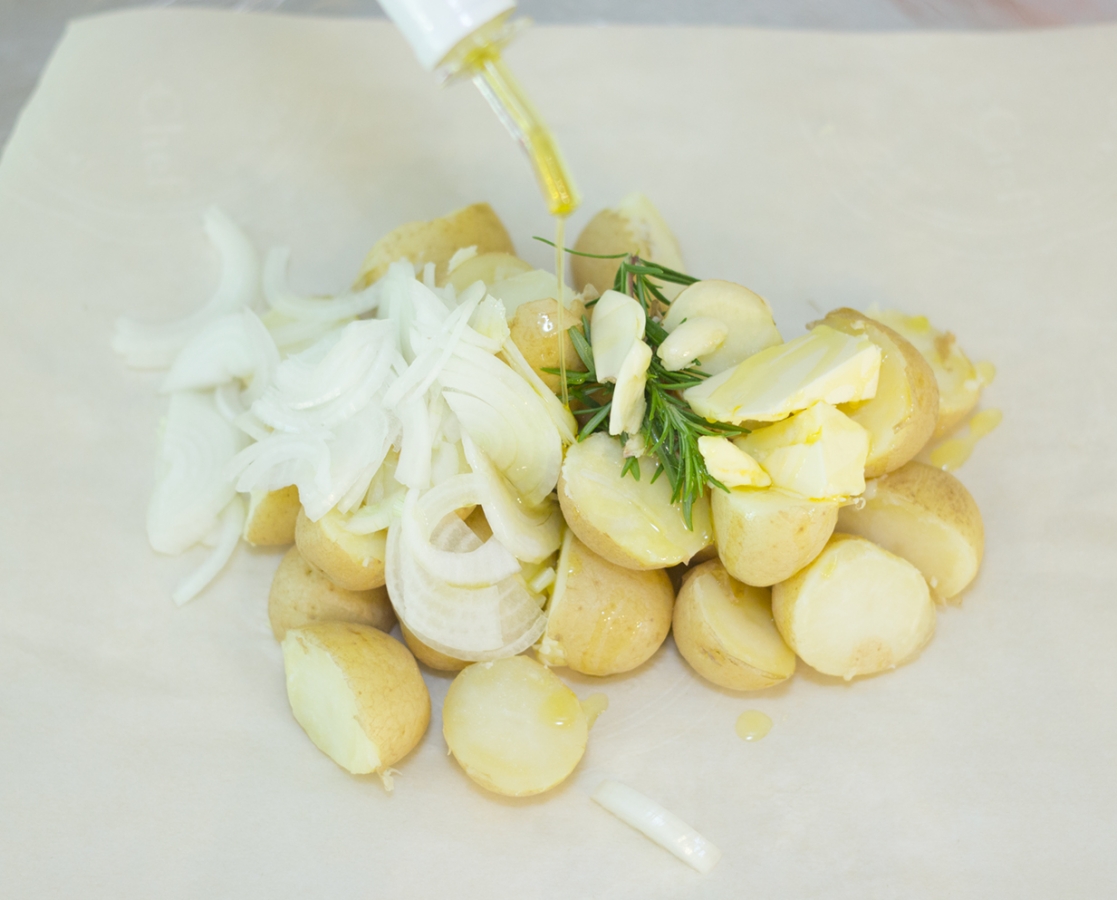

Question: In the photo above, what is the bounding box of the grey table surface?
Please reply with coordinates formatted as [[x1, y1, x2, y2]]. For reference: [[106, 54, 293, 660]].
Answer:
[[4, 1, 1117, 147]]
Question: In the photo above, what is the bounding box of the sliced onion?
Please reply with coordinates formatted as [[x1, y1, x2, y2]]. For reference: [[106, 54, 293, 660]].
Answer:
[[402, 485, 520, 587], [114, 208, 259, 369], [500, 337, 577, 445], [148, 390, 246, 555], [172, 496, 246, 606], [394, 394, 433, 490], [263, 247, 381, 320], [462, 435, 562, 564], [592, 780, 723, 874], [160, 308, 279, 403]]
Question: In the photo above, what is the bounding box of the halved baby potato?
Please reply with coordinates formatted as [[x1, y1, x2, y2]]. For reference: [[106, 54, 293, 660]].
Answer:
[[816, 308, 939, 479], [538, 530, 675, 676], [268, 546, 395, 641], [673, 559, 795, 691], [772, 533, 936, 680], [354, 203, 515, 289], [571, 192, 686, 301], [243, 485, 301, 547], [509, 296, 588, 394], [558, 432, 712, 570], [443, 656, 589, 797], [837, 461, 984, 602], [400, 623, 470, 672], [295, 508, 387, 591], [281, 623, 430, 779], [868, 308, 988, 438], [711, 486, 839, 587]]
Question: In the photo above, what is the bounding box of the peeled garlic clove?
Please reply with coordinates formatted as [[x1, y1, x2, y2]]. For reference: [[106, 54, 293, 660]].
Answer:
[[591, 290, 645, 383], [657, 316, 728, 371], [609, 340, 653, 436]]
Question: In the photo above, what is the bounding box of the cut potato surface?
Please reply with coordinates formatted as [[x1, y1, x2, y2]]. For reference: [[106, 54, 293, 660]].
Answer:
[[538, 530, 675, 676], [683, 325, 881, 425], [673, 560, 795, 691], [817, 308, 939, 478], [772, 534, 936, 680], [712, 486, 839, 587], [868, 308, 987, 438], [295, 508, 387, 591], [662, 280, 782, 376], [558, 432, 712, 570], [354, 203, 514, 289], [243, 485, 301, 546], [443, 656, 589, 796], [442, 251, 532, 294], [282, 623, 430, 777], [268, 546, 395, 641], [838, 461, 984, 602]]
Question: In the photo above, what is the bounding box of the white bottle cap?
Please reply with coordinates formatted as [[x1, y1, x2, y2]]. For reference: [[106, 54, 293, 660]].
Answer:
[[378, 0, 517, 70]]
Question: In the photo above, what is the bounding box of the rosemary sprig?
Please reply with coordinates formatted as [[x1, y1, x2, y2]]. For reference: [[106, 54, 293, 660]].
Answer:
[[539, 246, 749, 529]]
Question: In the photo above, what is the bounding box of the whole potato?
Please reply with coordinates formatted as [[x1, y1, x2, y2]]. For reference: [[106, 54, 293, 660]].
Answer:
[[712, 487, 839, 587], [538, 531, 675, 676], [295, 508, 386, 591], [673, 559, 795, 691], [354, 203, 514, 289], [558, 433, 712, 570], [268, 546, 395, 641], [816, 308, 939, 478], [509, 296, 588, 394]]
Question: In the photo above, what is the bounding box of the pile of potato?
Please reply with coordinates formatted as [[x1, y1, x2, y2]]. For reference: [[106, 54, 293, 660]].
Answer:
[[265, 198, 990, 797]]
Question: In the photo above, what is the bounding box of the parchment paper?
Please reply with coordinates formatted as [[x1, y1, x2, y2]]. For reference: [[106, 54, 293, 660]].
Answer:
[[1, 9, 1115, 898]]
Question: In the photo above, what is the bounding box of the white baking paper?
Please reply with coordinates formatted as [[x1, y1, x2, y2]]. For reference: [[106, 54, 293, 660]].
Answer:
[[1, 9, 1115, 898]]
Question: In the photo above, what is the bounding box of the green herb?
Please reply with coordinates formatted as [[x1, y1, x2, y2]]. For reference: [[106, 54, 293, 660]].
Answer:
[[538, 243, 749, 529]]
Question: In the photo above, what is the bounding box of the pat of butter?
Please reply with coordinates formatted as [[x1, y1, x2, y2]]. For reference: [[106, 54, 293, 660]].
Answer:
[[696, 436, 771, 487], [683, 325, 881, 424], [735, 402, 869, 500]]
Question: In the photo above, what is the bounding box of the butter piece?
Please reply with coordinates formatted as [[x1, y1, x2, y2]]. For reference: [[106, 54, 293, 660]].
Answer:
[[697, 436, 771, 488], [683, 325, 881, 424], [735, 402, 869, 500]]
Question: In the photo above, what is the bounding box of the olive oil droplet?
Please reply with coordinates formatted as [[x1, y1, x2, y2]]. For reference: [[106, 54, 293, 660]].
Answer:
[[542, 689, 581, 727], [735, 710, 772, 742], [581, 693, 609, 728]]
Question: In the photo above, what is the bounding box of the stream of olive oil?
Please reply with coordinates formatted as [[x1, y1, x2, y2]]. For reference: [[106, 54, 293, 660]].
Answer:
[[555, 216, 569, 407]]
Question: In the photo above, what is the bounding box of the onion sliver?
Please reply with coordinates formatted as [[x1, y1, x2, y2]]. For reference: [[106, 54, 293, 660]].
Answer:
[[500, 337, 577, 445], [148, 390, 246, 555], [403, 486, 520, 587], [263, 247, 380, 320], [113, 208, 259, 369], [592, 780, 723, 874], [161, 309, 279, 401], [171, 496, 246, 606], [462, 436, 562, 564]]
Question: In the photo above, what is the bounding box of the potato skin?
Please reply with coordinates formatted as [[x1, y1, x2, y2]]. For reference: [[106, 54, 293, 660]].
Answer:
[[286, 623, 430, 771], [673, 560, 795, 691], [243, 486, 300, 547], [295, 508, 386, 591], [712, 487, 838, 586], [354, 203, 514, 289], [509, 297, 588, 394], [571, 209, 633, 295], [400, 623, 469, 673], [268, 546, 395, 641], [818, 308, 939, 478], [543, 534, 675, 676]]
